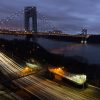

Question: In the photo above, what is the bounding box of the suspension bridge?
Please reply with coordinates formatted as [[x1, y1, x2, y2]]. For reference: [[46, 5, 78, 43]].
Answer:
[[0, 6, 60, 35], [0, 6, 90, 43]]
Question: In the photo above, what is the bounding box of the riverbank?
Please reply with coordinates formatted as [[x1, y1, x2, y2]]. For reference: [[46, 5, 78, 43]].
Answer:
[[38, 34, 100, 44], [0, 38, 100, 88]]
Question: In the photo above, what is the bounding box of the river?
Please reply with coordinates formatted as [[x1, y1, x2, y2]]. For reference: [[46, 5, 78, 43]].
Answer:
[[1, 34, 100, 65], [37, 38, 100, 65]]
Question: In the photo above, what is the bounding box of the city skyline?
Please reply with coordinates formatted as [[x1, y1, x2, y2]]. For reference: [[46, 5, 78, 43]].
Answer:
[[0, 0, 100, 34]]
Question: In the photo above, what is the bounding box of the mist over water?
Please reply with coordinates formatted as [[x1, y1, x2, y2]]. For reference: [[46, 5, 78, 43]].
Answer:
[[37, 38, 100, 64]]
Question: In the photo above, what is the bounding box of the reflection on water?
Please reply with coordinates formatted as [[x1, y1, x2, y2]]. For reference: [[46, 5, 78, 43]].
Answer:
[[37, 38, 100, 64], [0, 34, 25, 40], [50, 44, 83, 55]]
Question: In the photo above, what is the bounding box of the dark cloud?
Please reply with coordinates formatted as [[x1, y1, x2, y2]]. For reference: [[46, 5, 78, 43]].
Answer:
[[0, 0, 100, 34]]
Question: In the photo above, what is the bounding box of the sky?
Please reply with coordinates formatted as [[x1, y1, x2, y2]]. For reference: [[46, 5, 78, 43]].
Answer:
[[0, 0, 100, 34]]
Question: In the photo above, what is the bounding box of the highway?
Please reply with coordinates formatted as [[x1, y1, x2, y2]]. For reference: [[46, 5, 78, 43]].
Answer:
[[0, 52, 100, 100], [13, 75, 84, 100], [13, 75, 100, 100], [0, 52, 22, 79]]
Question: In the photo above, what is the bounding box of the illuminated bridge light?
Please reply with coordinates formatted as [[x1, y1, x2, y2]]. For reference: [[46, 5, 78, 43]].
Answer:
[[48, 67, 87, 85]]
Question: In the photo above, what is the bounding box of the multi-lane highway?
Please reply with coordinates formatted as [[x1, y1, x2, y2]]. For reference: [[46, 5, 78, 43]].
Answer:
[[13, 75, 100, 100], [0, 52, 100, 100], [0, 52, 21, 79], [13, 75, 83, 100]]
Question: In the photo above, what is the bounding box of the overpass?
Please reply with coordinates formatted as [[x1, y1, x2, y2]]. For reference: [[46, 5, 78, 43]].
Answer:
[[48, 67, 87, 86]]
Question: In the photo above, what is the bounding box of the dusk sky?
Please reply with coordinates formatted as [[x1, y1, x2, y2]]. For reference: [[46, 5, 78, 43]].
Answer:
[[0, 0, 100, 34]]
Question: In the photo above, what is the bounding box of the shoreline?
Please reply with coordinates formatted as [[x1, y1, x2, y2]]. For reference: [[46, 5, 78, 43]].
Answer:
[[0, 38, 100, 88]]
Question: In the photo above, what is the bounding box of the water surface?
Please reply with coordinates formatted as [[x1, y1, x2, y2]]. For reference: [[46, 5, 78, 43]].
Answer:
[[37, 38, 100, 64]]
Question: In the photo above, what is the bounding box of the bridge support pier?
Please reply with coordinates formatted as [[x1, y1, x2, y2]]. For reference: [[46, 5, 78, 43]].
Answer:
[[24, 6, 37, 41]]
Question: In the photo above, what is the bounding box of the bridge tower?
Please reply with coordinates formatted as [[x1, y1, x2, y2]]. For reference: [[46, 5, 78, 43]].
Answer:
[[24, 6, 37, 41], [81, 28, 87, 35], [24, 6, 37, 33], [81, 28, 88, 44]]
